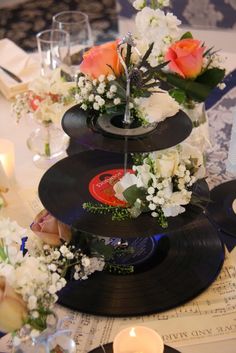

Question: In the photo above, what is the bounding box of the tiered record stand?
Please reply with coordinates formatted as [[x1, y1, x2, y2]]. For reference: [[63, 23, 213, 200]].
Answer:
[[38, 106, 224, 317]]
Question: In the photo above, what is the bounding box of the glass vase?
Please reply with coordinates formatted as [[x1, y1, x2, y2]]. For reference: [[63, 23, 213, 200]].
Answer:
[[27, 122, 69, 169], [13, 315, 76, 353], [183, 102, 211, 153]]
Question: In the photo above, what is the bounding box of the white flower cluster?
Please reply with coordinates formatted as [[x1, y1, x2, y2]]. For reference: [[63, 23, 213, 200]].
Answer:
[[0, 218, 105, 340], [133, 0, 170, 11], [114, 142, 205, 219], [74, 73, 122, 113], [74, 255, 105, 280], [135, 6, 181, 65], [12, 69, 76, 124]]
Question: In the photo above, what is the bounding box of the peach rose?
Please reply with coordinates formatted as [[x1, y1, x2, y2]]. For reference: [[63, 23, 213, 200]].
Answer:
[[0, 276, 28, 333], [31, 209, 71, 246], [165, 39, 205, 79], [80, 40, 123, 79]]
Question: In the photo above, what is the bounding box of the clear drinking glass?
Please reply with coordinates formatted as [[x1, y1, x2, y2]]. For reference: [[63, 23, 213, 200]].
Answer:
[[36, 29, 70, 77], [52, 11, 94, 79]]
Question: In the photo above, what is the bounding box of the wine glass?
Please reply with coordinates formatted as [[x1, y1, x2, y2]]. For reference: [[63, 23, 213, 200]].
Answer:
[[36, 29, 70, 77], [52, 11, 94, 80]]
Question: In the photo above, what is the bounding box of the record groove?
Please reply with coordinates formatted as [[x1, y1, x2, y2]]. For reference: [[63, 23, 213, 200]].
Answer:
[[206, 180, 236, 237], [88, 343, 180, 353], [62, 106, 192, 153], [57, 217, 224, 316], [38, 151, 209, 238]]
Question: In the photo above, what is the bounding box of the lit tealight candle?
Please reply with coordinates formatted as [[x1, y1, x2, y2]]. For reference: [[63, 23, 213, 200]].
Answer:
[[0, 139, 15, 186], [113, 326, 164, 353], [232, 199, 236, 214]]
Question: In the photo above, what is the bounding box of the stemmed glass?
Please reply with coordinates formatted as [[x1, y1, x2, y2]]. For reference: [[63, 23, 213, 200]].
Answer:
[[52, 11, 94, 80], [36, 28, 70, 77]]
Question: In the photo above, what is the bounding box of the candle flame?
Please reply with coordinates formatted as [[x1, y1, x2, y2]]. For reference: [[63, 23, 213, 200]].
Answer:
[[129, 327, 136, 337]]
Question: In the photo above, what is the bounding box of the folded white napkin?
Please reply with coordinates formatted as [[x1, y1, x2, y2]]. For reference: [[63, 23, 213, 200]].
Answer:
[[0, 38, 40, 99]]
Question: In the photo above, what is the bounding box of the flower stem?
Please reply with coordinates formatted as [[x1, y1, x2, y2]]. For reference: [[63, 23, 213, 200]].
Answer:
[[44, 142, 51, 157]]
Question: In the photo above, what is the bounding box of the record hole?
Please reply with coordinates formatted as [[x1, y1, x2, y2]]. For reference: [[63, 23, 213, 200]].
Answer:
[[110, 115, 142, 129]]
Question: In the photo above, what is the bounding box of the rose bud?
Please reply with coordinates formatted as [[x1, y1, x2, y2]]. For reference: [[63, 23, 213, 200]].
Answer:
[[0, 276, 27, 333], [80, 40, 123, 79], [31, 209, 71, 246], [165, 38, 205, 79]]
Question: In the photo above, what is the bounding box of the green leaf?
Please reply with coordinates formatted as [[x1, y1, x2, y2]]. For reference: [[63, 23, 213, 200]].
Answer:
[[91, 239, 114, 260], [123, 185, 146, 205], [195, 68, 226, 89], [169, 88, 187, 104], [164, 73, 211, 101], [180, 31, 193, 40]]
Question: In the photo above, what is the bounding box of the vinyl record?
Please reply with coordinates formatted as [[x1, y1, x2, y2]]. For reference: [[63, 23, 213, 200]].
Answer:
[[62, 105, 192, 153], [88, 343, 180, 353], [57, 217, 224, 316], [206, 180, 236, 237], [38, 151, 209, 238]]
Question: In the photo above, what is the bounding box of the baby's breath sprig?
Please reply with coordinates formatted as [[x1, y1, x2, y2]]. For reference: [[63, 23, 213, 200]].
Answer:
[[105, 262, 134, 275], [83, 202, 131, 221]]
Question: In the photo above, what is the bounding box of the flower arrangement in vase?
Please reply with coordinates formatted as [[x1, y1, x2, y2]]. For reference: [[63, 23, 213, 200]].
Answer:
[[132, 0, 226, 150], [0, 216, 105, 349], [12, 69, 77, 166]]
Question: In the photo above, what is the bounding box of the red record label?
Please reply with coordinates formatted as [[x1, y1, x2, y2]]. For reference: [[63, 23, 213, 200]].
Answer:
[[89, 168, 134, 206]]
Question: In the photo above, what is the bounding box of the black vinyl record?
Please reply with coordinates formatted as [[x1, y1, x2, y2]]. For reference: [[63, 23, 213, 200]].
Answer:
[[38, 151, 209, 238], [88, 343, 181, 353], [206, 180, 236, 237], [62, 105, 192, 153], [57, 217, 224, 316]]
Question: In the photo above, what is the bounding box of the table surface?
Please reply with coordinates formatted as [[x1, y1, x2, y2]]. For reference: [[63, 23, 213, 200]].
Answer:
[[1, 47, 236, 352]]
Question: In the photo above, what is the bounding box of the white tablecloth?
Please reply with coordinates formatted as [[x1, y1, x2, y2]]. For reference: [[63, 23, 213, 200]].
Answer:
[[1, 50, 236, 353]]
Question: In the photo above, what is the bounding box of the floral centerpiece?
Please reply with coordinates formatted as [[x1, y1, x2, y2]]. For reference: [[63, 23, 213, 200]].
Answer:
[[0, 216, 104, 347], [83, 142, 206, 227], [12, 69, 76, 161], [12, 69, 75, 125], [132, 0, 226, 150]]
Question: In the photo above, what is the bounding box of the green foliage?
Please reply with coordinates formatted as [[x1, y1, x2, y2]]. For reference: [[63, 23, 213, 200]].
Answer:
[[196, 68, 226, 89], [123, 185, 147, 206], [83, 202, 131, 221], [180, 31, 193, 40], [25, 306, 52, 331], [169, 88, 187, 104], [105, 262, 134, 274], [132, 153, 149, 165]]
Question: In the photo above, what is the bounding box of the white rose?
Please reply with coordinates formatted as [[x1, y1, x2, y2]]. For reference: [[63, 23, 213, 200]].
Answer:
[[169, 191, 191, 205], [162, 205, 185, 217], [137, 90, 179, 123], [155, 150, 179, 178]]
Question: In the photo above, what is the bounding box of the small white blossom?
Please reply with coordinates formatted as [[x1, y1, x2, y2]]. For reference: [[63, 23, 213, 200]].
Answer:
[[93, 102, 100, 110], [133, 0, 146, 10], [81, 103, 88, 110], [148, 186, 155, 194], [98, 75, 105, 82], [88, 94, 95, 102], [114, 98, 121, 105], [110, 85, 117, 93], [107, 74, 115, 81]]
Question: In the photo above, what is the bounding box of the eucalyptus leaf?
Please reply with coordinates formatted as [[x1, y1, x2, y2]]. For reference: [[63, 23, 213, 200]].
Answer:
[[123, 185, 147, 205]]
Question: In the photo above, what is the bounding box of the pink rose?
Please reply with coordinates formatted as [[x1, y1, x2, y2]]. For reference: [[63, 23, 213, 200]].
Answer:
[[80, 40, 123, 79], [0, 277, 28, 333], [165, 39, 205, 79], [31, 209, 71, 246]]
